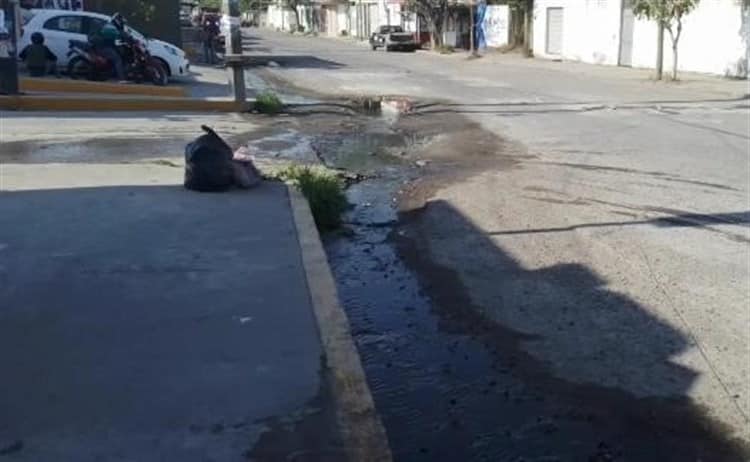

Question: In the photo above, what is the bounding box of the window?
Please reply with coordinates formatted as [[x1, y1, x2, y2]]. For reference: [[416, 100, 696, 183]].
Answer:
[[85, 17, 107, 35], [43, 15, 84, 34]]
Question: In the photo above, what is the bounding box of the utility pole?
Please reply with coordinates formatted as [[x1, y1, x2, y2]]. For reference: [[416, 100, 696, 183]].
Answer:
[[469, 0, 475, 55], [223, 0, 247, 105], [655, 20, 664, 80]]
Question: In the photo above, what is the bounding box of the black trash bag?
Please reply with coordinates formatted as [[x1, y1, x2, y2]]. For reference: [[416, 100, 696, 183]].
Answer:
[[184, 125, 235, 192]]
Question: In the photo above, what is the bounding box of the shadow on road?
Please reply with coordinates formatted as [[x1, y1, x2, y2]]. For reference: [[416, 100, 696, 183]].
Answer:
[[389, 198, 750, 461], [487, 209, 750, 244]]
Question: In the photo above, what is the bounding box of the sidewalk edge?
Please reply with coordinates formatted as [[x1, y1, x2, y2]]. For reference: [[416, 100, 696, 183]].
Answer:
[[288, 186, 393, 462], [0, 95, 249, 112], [19, 77, 187, 97]]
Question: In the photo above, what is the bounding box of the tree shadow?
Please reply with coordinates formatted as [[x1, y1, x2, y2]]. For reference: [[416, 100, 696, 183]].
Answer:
[[395, 198, 750, 460], [487, 208, 750, 243]]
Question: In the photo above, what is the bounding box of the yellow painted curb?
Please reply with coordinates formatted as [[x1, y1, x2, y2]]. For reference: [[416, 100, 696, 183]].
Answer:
[[288, 187, 393, 462], [20, 77, 187, 97], [0, 95, 248, 112]]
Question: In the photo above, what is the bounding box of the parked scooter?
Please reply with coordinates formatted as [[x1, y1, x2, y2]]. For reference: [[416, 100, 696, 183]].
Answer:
[[67, 33, 168, 86]]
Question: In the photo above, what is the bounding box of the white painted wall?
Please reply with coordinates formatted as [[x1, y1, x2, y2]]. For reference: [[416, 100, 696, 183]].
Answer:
[[337, 4, 349, 35], [533, 0, 622, 65], [631, 0, 748, 78], [267, 5, 292, 30], [532, 0, 749, 78], [483, 5, 509, 48], [378, 0, 401, 27]]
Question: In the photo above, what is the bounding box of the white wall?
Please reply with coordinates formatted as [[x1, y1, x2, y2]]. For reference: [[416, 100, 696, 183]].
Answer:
[[337, 4, 349, 35], [631, 0, 748, 78], [379, 0, 402, 27], [533, 0, 622, 65], [266, 4, 299, 31], [533, 0, 749, 78], [483, 5, 509, 48]]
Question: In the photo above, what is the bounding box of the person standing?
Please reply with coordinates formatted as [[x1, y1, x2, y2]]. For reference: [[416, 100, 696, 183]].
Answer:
[[202, 15, 219, 65]]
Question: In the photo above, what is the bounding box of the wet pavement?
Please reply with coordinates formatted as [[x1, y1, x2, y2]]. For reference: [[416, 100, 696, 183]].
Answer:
[[324, 161, 750, 462], [4, 68, 747, 458], [307, 106, 750, 461]]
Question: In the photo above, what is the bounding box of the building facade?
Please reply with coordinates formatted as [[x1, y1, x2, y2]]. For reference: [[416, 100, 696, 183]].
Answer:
[[533, 0, 749, 78]]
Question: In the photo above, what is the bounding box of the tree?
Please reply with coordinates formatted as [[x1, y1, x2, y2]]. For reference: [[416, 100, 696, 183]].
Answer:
[[406, 0, 452, 47], [505, 0, 533, 56], [283, 0, 305, 31], [631, 0, 700, 80]]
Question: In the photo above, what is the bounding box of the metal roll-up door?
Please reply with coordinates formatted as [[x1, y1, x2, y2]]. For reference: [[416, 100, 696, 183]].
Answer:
[[619, 5, 635, 66], [546, 7, 563, 56]]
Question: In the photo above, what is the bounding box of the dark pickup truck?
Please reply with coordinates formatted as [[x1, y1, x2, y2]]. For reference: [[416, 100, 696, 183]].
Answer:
[[369, 25, 418, 52]]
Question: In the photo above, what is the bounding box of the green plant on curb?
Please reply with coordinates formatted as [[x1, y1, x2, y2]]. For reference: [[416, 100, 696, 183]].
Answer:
[[276, 165, 348, 231], [254, 91, 284, 114]]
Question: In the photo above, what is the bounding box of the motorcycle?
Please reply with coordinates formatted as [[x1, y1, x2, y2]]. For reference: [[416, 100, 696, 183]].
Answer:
[[67, 35, 168, 86]]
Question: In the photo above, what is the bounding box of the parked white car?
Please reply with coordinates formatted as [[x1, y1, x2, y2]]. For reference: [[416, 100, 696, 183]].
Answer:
[[19, 9, 190, 79]]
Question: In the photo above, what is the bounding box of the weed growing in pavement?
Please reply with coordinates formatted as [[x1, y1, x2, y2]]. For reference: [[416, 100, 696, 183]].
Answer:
[[274, 165, 348, 231], [435, 45, 455, 54], [255, 91, 284, 114]]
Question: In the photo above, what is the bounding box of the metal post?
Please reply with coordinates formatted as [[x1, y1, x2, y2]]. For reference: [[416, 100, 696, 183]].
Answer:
[[0, 0, 19, 95], [469, 1, 475, 55], [223, 0, 247, 104]]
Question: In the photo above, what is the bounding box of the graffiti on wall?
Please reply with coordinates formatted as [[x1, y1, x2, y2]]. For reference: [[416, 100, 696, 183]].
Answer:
[[483, 5, 508, 48]]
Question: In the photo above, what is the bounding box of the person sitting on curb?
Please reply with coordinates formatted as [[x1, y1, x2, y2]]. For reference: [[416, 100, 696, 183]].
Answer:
[[19, 32, 58, 78]]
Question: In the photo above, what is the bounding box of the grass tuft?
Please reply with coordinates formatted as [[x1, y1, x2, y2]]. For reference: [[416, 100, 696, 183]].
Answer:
[[255, 91, 284, 114], [275, 165, 348, 231]]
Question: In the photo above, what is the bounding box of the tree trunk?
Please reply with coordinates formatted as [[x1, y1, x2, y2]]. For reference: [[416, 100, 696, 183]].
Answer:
[[292, 6, 301, 32], [428, 16, 443, 48], [655, 21, 664, 80], [522, 0, 533, 57], [670, 18, 683, 81], [510, 8, 524, 48]]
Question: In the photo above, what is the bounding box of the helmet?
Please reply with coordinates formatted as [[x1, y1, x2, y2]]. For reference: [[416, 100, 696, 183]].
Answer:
[[31, 31, 44, 45], [111, 12, 126, 30]]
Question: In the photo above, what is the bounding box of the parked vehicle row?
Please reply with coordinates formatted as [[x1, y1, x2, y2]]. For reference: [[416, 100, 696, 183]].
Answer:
[[19, 9, 190, 80]]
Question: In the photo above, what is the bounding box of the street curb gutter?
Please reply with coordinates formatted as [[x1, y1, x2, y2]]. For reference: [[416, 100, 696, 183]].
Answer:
[[19, 77, 187, 97], [0, 95, 249, 112], [288, 187, 393, 462]]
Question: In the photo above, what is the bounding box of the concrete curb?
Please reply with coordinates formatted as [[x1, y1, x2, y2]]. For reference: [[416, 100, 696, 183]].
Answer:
[[19, 77, 188, 97], [288, 187, 393, 462], [0, 95, 249, 112]]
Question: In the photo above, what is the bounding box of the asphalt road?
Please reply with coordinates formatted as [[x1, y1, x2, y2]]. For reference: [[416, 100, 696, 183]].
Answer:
[[245, 29, 750, 448]]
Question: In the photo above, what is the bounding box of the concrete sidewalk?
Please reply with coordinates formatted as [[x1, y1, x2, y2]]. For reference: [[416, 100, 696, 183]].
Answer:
[[0, 163, 389, 461]]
